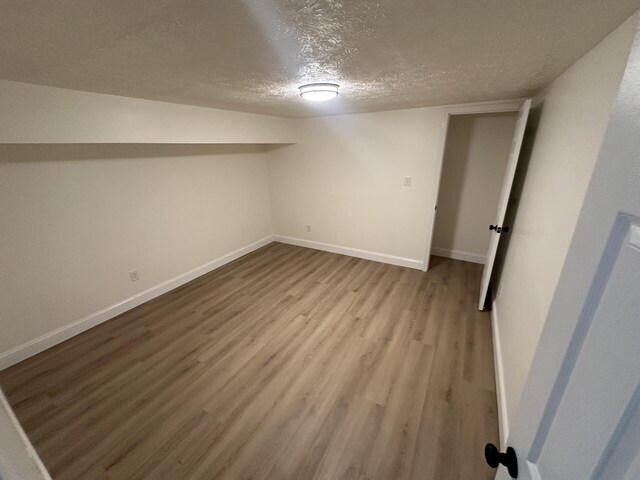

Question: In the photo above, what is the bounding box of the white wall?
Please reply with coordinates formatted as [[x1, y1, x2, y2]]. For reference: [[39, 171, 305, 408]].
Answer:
[[0, 144, 273, 361], [493, 13, 637, 437], [268, 107, 446, 265], [0, 80, 295, 367], [0, 80, 295, 144], [432, 112, 517, 263]]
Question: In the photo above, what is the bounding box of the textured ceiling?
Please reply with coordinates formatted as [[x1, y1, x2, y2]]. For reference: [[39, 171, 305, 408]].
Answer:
[[1, 1, 639, 118]]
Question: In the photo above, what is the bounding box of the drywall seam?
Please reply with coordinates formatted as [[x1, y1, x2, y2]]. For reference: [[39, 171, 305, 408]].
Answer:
[[273, 235, 425, 270], [492, 300, 509, 449], [0, 235, 274, 371], [430, 247, 486, 264]]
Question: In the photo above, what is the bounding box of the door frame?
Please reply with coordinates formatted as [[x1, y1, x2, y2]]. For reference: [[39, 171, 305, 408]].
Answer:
[[422, 99, 526, 271]]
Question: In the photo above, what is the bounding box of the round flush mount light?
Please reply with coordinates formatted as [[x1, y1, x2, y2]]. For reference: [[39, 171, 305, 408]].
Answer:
[[299, 83, 339, 102]]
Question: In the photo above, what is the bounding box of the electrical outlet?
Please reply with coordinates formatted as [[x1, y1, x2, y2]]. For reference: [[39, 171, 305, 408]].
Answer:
[[306, 224, 311, 232], [129, 270, 140, 282], [497, 282, 504, 298], [403, 176, 412, 186]]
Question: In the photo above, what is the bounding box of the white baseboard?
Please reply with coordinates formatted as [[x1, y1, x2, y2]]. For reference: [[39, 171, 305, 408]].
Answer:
[[430, 247, 485, 264], [0, 235, 274, 371], [273, 235, 425, 270], [491, 300, 509, 449]]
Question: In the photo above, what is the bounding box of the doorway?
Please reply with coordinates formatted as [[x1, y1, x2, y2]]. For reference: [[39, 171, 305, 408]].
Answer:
[[430, 112, 518, 265]]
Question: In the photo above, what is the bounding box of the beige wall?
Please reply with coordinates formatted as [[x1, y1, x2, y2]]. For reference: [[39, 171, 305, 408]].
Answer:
[[0, 80, 292, 364], [0, 144, 273, 356], [432, 112, 517, 263], [0, 80, 295, 144], [493, 13, 637, 436], [268, 107, 445, 264]]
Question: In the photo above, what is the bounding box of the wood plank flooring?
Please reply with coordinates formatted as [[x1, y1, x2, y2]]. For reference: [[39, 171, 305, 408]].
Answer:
[[0, 243, 499, 479]]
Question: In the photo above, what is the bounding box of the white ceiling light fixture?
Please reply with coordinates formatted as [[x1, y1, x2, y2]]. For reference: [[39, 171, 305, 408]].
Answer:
[[299, 83, 339, 102]]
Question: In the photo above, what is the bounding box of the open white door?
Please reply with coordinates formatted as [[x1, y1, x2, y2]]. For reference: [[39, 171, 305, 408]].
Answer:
[[0, 390, 51, 480], [492, 28, 640, 480], [478, 99, 531, 310]]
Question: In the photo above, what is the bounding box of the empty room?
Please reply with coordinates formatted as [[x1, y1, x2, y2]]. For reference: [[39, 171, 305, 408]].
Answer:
[[2, 2, 640, 480]]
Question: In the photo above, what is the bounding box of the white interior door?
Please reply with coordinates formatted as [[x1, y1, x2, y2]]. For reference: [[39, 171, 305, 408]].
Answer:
[[494, 28, 640, 480], [478, 99, 531, 310], [0, 390, 51, 479]]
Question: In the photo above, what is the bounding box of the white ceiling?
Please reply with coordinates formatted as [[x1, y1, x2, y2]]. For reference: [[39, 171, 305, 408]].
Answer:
[[1, 1, 639, 118]]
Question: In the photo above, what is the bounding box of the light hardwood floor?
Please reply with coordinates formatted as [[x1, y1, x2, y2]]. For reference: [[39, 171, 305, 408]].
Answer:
[[0, 243, 499, 479]]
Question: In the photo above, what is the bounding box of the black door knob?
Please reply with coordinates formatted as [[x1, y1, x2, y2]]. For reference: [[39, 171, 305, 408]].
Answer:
[[489, 225, 510, 233], [485, 443, 518, 478]]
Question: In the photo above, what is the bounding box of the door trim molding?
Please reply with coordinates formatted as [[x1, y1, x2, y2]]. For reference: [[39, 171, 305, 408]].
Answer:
[[438, 99, 526, 116], [422, 99, 526, 272]]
